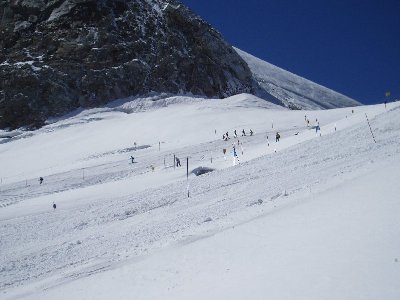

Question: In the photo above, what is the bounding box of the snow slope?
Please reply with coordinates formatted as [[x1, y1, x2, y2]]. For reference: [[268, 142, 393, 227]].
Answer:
[[236, 48, 361, 109], [0, 94, 399, 299]]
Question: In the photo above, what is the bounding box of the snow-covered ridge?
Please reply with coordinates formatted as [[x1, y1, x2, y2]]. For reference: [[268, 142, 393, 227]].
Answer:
[[236, 48, 361, 109]]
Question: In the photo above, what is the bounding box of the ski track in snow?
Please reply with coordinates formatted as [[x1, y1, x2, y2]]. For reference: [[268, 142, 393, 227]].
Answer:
[[0, 100, 399, 295]]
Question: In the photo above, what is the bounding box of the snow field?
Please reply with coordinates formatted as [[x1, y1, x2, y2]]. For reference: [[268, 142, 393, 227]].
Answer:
[[0, 94, 399, 299]]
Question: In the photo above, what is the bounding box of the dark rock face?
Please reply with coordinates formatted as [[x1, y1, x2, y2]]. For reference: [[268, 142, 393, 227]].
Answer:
[[0, 0, 253, 129]]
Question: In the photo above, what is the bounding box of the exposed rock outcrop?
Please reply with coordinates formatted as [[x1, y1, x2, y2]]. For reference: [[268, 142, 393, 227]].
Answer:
[[0, 0, 253, 129]]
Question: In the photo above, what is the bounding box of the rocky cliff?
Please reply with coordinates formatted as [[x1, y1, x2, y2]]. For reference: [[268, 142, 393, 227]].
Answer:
[[0, 0, 253, 129]]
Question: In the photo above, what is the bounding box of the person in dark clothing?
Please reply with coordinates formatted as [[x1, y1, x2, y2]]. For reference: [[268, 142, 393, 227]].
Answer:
[[53, 203, 56, 210], [276, 132, 280, 142], [130, 156, 135, 163], [234, 130, 238, 138], [39, 177, 43, 184], [176, 157, 181, 167], [242, 129, 246, 136], [250, 129, 253, 136]]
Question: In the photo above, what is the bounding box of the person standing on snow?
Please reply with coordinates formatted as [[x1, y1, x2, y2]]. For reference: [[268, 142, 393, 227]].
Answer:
[[315, 119, 320, 133], [250, 129, 253, 136], [176, 157, 181, 167], [234, 130, 238, 138], [242, 129, 246, 136], [232, 145, 239, 165], [275, 132, 280, 142], [39, 177, 43, 184]]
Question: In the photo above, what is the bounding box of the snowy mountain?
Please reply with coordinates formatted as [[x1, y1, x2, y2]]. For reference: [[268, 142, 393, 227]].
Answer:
[[0, 0, 253, 129], [0, 92, 399, 299], [1, 0, 361, 131], [236, 48, 361, 110]]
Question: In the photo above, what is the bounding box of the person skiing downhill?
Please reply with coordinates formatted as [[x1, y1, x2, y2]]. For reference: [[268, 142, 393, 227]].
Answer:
[[242, 129, 246, 136], [130, 156, 135, 164], [275, 132, 280, 142]]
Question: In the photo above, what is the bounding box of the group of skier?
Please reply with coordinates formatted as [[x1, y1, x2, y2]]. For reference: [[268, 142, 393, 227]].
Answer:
[[223, 129, 253, 141]]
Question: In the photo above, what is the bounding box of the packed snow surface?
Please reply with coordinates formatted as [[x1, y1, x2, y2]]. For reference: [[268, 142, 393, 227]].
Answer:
[[0, 94, 399, 300]]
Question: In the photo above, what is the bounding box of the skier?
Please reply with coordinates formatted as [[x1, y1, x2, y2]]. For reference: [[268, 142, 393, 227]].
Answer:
[[250, 129, 253, 136], [242, 129, 246, 136], [315, 119, 319, 133], [130, 156, 135, 163], [232, 145, 239, 165], [176, 157, 181, 167], [53, 202, 56, 210], [275, 132, 280, 142], [225, 131, 229, 139], [39, 177, 43, 184]]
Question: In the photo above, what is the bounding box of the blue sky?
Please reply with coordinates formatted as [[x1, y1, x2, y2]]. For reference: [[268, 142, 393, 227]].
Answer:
[[180, 0, 400, 104]]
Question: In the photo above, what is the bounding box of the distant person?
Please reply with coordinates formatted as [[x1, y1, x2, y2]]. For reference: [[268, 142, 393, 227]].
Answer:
[[242, 129, 246, 136], [53, 203, 56, 210], [250, 129, 253, 136], [234, 130, 238, 138], [232, 145, 239, 165], [176, 157, 181, 167], [39, 177, 43, 184], [130, 156, 135, 163], [315, 119, 319, 133], [276, 132, 280, 142]]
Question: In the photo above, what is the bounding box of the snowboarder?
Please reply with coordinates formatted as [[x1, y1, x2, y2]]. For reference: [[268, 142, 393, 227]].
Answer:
[[39, 177, 43, 184], [53, 202, 56, 210], [130, 156, 135, 164], [275, 132, 280, 142], [250, 129, 253, 136], [176, 157, 181, 167], [242, 129, 246, 136]]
